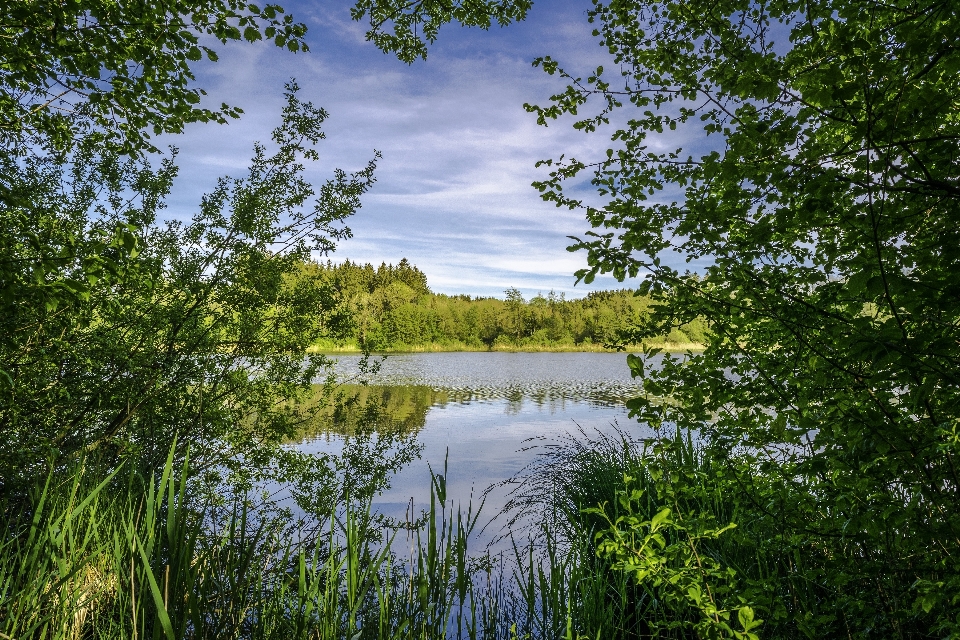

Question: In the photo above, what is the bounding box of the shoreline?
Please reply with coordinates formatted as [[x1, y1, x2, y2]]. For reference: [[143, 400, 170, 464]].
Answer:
[[307, 341, 705, 355]]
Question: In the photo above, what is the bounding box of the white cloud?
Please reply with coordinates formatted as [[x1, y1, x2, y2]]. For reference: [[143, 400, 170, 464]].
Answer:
[[156, 0, 680, 297]]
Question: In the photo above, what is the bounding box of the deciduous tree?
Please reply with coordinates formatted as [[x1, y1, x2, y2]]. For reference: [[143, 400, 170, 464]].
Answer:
[[0, 0, 307, 154], [523, 0, 960, 634], [0, 86, 379, 499]]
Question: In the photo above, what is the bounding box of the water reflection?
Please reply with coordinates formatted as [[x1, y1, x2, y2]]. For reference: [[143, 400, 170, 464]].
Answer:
[[293, 352, 654, 548], [330, 352, 654, 406], [297, 384, 447, 439]]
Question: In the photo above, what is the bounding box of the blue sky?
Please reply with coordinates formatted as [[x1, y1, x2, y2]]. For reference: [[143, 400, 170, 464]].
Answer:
[[162, 1, 666, 298]]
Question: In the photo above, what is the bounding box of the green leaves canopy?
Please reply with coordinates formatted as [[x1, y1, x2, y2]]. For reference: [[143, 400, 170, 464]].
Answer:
[[519, 0, 960, 634], [349, 0, 532, 62], [0, 0, 307, 153], [0, 86, 378, 496]]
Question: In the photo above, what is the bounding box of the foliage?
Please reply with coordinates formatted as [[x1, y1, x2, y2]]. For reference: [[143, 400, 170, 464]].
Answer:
[[0, 85, 378, 498], [11, 0, 960, 634], [310, 257, 432, 298], [349, 0, 533, 63], [586, 485, 760, 640], [354, 0, 960, 632], [298, 259, 708, 351], [502, 429, 752, 639], [493, 0, 960, 635], [0, 0, 307, 154], [507, 427, 878, 639]]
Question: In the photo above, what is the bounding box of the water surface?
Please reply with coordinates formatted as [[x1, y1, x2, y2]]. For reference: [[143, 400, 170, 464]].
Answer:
[[332, 351, 658, 405], [296, 352, 656, 542]]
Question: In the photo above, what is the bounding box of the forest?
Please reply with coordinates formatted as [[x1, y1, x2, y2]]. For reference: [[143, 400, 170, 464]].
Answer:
[[298, 258, 708, 351]]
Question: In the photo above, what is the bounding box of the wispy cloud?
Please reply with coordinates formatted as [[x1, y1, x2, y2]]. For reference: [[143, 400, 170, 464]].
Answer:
[[157, 0, 678, 298]]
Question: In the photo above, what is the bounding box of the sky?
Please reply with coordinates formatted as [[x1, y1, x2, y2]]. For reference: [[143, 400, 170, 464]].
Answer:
[[161, 0, 657, 298]]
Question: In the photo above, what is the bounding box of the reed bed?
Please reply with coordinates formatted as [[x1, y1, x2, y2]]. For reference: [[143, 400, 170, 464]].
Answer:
[[9, 426, 910, 639], [495, 425, 942, 639], [0, 443, 638, 640]]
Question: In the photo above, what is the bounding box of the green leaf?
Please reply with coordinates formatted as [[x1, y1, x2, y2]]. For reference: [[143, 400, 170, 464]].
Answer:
[[650, 508, 672, 531], [135, 534, 175, 640]]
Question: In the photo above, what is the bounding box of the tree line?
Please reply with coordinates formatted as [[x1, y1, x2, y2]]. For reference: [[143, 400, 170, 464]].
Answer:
[[296, 258, 709, 351]]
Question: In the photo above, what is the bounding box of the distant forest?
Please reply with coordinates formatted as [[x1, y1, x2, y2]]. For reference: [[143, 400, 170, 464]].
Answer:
[[296, 259, 708, 351]]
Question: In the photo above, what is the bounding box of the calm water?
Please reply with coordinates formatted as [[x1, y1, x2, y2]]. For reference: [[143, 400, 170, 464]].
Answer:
[[295, 352, 658, 542], [330, 351, 657, 405]]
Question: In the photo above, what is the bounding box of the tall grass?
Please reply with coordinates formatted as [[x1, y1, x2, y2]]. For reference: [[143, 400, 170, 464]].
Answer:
[[495, 426, 670, 639], [14, 425, 886, 639], [0, 441, 642, 640], [498, 425, 951, 639]]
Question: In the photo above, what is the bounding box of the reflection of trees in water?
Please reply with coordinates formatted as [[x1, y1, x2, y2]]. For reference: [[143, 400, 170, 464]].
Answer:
[[293, 382, 633, 439], [505, 390, 524, 415], [287, 385, 439, 523], [299, 385, 449, 438]]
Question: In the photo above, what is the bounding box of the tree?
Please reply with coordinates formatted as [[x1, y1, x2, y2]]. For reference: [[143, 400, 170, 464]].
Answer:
[[0, 0, 313, 396], [0, 85, 379, 498], [516, 0, 960, 635], [0, 0, 307, 155], [504, 286, 527, 342]]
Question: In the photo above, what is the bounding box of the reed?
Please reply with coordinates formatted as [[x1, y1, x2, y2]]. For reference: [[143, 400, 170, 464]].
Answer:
[[0, 442, 637, 640], [498, 426, 919, 639]]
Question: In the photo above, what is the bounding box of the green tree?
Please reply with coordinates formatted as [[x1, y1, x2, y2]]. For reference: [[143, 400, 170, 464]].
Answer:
[[518, 0, 960, 635], [1, 86, 378, 497], [0, 0, 307, 154], [0, 0, 314, 398], [504, 286, 527, 342]]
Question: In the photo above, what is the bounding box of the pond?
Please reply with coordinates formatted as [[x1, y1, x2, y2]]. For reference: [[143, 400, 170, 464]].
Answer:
[[294, 351, 659, 545]]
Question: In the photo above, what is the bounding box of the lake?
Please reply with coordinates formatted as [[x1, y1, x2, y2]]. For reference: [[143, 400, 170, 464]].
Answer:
[[294, 351, 658, 544]]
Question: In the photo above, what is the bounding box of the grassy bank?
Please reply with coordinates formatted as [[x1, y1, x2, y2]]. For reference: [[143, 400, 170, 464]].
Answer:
[[308, 339, 704, 354], [4, 426, 951, 639]]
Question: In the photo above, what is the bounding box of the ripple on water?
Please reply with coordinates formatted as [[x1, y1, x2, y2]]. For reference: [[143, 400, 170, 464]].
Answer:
[[330, 351, 658, 406]]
